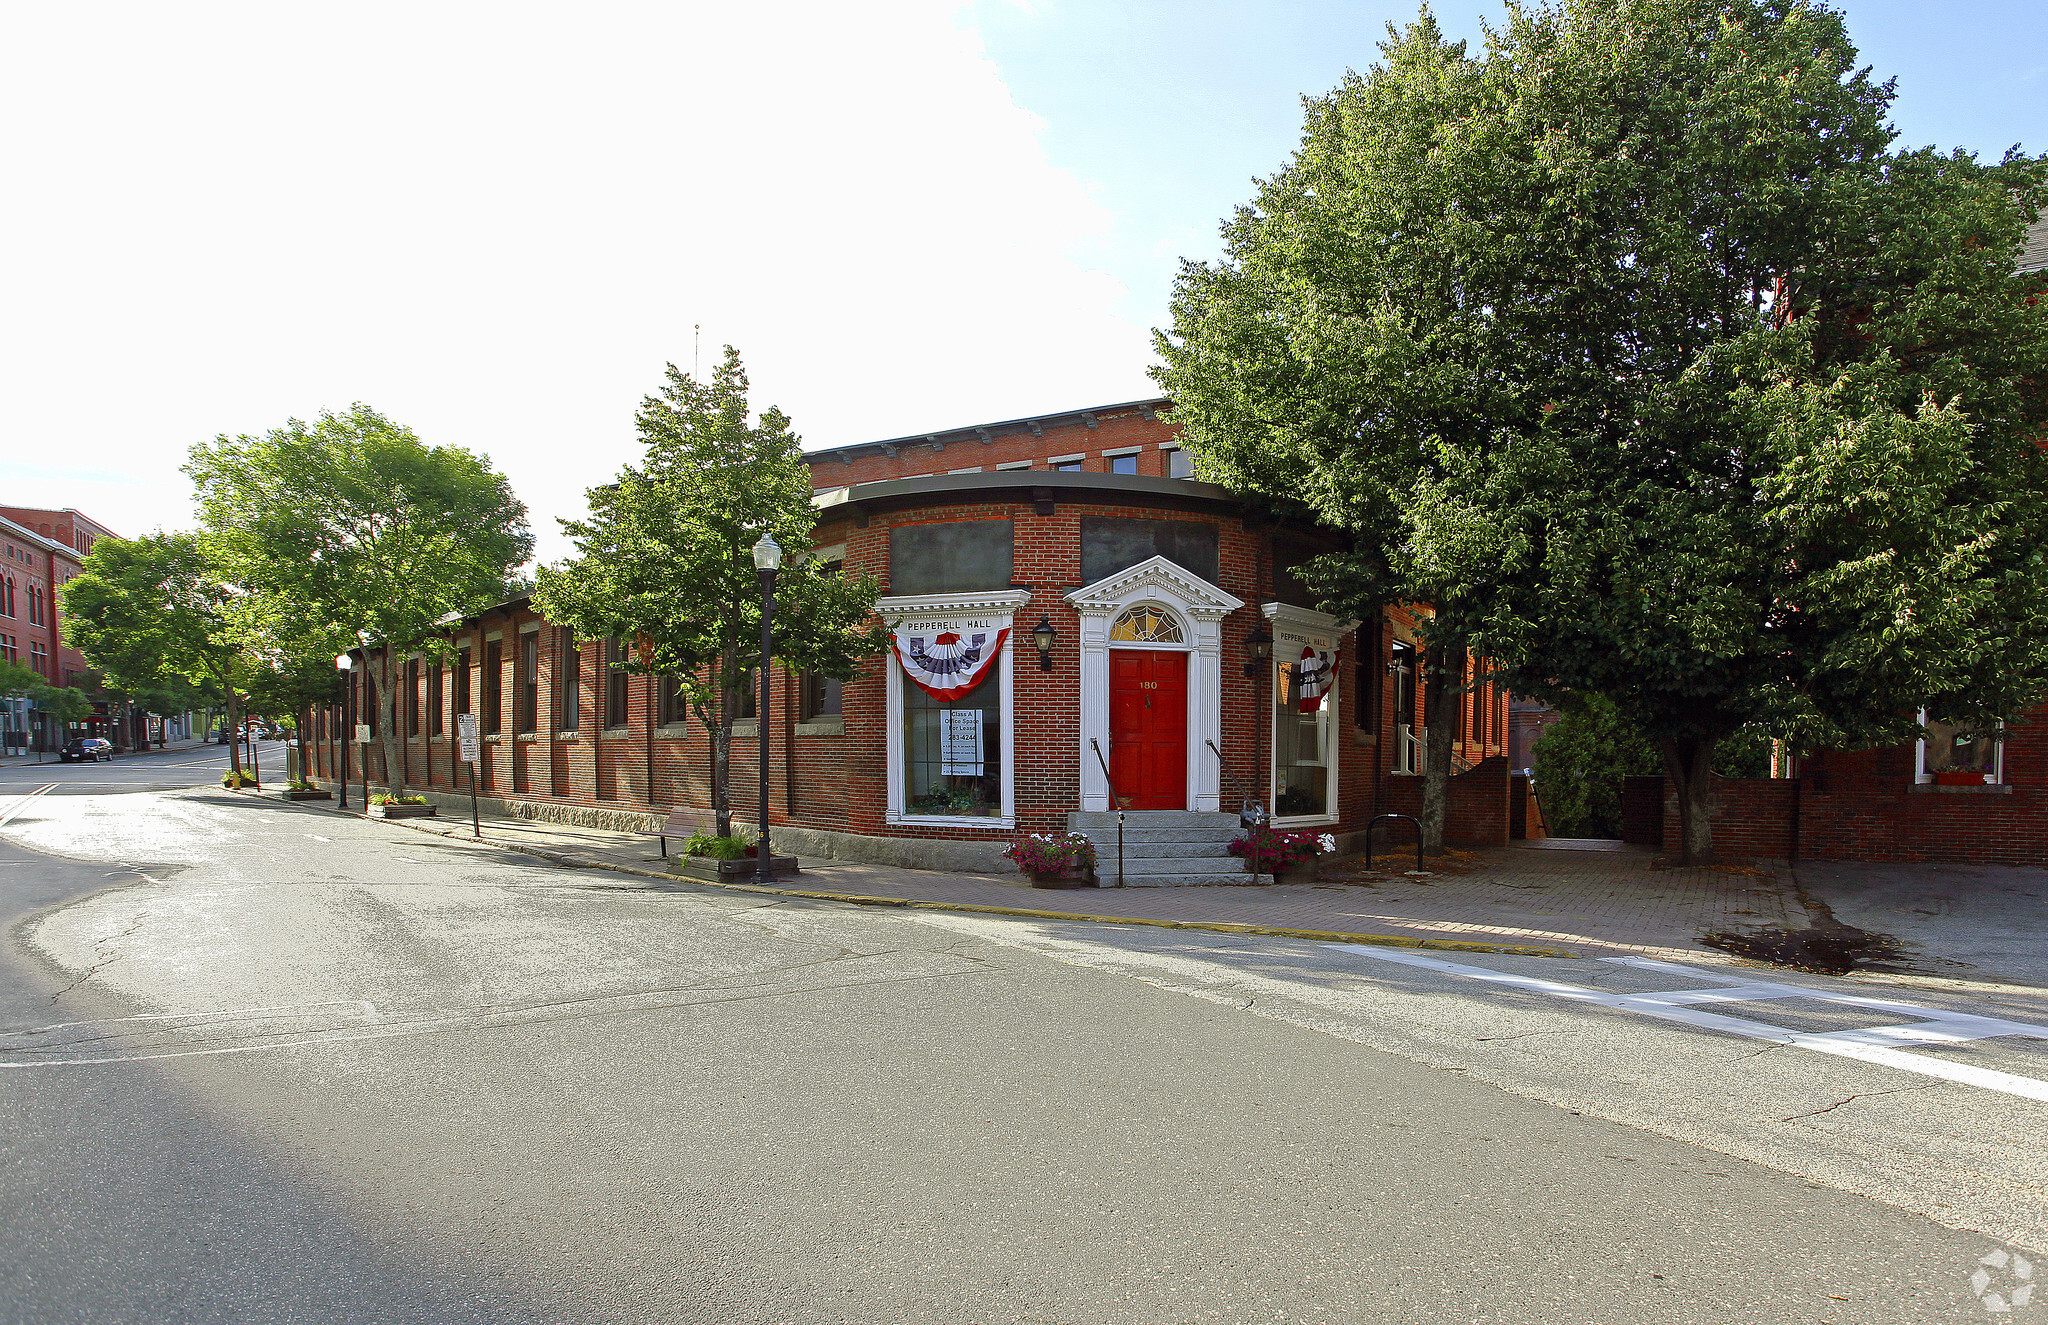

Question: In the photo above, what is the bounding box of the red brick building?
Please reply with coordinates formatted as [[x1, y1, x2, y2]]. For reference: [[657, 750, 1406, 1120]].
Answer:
[[0, 508, 112, 750], [309, 399, 1515, 876]]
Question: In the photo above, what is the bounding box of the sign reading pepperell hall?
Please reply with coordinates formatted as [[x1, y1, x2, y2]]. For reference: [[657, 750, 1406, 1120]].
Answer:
[[886, 614, 1011, 702]]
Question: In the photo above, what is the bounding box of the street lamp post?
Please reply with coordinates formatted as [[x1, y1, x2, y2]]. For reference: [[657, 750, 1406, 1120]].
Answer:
[[1245, 623, 1273, 820], [752, 530, 782, 885], [335, 652, 354, 810]]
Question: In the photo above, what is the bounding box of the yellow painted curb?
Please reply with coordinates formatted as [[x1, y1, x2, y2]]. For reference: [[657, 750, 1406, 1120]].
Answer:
[[301, 802, 1578, 960]]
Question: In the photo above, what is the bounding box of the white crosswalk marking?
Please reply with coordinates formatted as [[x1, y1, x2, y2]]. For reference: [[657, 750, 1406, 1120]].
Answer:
[[1326, 945, 2048, 1103]]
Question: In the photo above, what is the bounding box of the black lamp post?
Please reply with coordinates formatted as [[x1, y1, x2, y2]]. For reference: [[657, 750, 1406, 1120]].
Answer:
[[1031, 616, 1057, 671], [335, 651, 354, 809], [752, 530, 783, 885]]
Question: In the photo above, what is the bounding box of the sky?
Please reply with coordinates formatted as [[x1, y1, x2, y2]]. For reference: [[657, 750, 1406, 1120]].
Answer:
[[2, 0, 2042, 566]]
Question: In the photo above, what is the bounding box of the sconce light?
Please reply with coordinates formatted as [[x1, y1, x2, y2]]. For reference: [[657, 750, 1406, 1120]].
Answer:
[[1031, 616, 1057, 671], [1244, 624, 1273, 678]]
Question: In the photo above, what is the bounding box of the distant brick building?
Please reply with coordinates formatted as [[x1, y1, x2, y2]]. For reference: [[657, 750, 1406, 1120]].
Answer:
[[309, 398, 1517, 876], [0, 508, 107, 749]]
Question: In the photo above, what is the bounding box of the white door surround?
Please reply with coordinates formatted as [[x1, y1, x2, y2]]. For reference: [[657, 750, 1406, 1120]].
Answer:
[[1067, 556, 1244, 813]]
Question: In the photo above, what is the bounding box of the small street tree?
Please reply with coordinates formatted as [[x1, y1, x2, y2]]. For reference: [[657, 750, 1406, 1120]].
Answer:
[[1157, 0, 2048, 862], [61, 533, 261, 777], [187, 405, 532, 800], [534, 348, 885, 838]]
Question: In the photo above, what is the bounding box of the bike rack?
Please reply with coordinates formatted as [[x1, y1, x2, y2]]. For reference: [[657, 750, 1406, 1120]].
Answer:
[[1366, 813, 1425, 874]]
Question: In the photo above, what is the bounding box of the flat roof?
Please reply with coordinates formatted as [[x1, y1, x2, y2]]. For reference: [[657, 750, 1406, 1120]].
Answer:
[[811, 468, 1245, 522], [803, 397, 1171, 466]]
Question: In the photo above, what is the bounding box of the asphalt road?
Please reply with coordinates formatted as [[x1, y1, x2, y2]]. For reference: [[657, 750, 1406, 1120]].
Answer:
[[2, 775, 2043, 1323], [0, 739, 286, 796]]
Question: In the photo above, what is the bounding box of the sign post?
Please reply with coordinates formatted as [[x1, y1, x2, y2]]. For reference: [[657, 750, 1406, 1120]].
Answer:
[[354, 723, 371, 808], [457, 713, 481, 838]]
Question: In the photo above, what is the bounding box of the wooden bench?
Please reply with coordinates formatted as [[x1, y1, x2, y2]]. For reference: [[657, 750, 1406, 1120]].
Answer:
[[637, 806, 716, 857]]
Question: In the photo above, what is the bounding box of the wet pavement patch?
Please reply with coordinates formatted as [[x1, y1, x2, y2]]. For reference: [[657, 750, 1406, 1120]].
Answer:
[[1698, 925, 1907, 976]]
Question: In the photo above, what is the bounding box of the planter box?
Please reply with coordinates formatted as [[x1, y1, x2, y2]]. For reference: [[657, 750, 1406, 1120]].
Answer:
[[1933, 770, 1988, 787], [371, 803, 438, 819], [279, 789, 332, 801], [1241, 858, 1321, 885], [1029, 870, 1098, 889], [677, 854, 800, 882]]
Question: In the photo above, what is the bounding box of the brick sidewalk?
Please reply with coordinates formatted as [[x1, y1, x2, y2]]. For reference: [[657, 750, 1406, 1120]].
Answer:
[[341, 797, 1799, 962]]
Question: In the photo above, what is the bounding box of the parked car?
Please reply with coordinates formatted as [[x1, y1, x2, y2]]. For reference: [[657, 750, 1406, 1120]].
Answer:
[[60, 738, 114, 763]]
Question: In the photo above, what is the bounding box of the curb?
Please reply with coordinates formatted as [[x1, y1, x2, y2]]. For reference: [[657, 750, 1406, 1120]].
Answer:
[[295, 800, 1577, 960]]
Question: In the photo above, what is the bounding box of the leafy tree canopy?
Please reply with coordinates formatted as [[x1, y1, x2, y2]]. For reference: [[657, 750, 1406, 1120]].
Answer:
[[534, 348, 884, 834], [1156, 0, 2048, 861], [187, 405, 532, 795]]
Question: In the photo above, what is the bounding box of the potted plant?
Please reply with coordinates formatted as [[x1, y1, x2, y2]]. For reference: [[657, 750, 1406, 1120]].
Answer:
[[279, 779, 331, 801], [1228, 827, 1335, 883], [220, 771, 258, 789], [675, 829, 800, 881], [370, 794, 437, 819], [1004, 832, 1098, 888]]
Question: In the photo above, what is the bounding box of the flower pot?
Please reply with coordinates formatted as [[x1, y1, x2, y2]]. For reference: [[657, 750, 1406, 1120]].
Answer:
[[679, 853, 800, 881], [371, 803, 437, 818], [279, 789, 332, 801], [1029, 869, 1096, 889], [1934, 769, 1987, 787]]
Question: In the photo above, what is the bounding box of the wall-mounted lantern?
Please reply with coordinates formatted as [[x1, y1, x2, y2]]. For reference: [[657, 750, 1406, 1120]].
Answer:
[[1244, 624, 1273, 678], [1031, 616, 1057, 671]]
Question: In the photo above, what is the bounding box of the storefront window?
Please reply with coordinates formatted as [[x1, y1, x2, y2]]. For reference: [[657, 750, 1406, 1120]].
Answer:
[[1274, 655, 1332, 817], [904, 669, 1002, 817]]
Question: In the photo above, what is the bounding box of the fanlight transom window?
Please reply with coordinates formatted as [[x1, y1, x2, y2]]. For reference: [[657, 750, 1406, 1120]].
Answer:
[[1109, 604, 1185, 644]]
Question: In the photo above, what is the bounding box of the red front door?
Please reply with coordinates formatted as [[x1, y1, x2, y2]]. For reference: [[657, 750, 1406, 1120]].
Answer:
[[1109, 650, 1187, 811]]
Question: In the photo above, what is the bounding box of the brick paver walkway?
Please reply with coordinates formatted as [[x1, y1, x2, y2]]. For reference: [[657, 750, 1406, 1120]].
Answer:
[[351, 799, 1799, 961]]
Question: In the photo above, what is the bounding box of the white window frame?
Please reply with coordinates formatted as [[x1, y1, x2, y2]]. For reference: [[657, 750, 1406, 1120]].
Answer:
[[880, 589, 1032, 828], [1263, 602, 1357, 827], [1914, 708, 2005, 786], [995, 460, 1033, 471]]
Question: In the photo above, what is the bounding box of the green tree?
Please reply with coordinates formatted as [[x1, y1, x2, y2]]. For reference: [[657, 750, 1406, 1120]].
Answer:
[[1156, 0, 2048, 862], [61, 533, 263, 776], [186, 405, 532, 799], [534, 348, 885, 838]]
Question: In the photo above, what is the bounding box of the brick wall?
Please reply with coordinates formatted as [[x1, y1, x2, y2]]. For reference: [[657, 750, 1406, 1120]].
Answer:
[[807, 404, 1181, 489]]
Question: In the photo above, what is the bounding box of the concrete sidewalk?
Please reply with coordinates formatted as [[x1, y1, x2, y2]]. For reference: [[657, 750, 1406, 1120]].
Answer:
[[290, 790, 1847, 967]]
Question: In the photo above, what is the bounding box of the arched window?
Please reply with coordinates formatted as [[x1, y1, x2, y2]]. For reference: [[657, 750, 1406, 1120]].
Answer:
[[1108, 604, 1184, 644]]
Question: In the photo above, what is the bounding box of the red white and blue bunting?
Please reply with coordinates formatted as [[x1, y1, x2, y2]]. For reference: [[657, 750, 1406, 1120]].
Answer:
[[891, 625, 1009, 701], [1294, 645, 1338, 713]]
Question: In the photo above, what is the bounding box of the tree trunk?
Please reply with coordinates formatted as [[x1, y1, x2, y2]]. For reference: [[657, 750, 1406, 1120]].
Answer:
[[1658, 734, 1718, 865], [1417, 644, 1457, 855], [376, 650, 404, 799], [702, 654, 733, 838], [225, 691, 243, 780]]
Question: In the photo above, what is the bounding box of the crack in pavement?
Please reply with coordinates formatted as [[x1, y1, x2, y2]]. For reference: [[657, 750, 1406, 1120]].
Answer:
[[1779, 1084, 1940, 1122]]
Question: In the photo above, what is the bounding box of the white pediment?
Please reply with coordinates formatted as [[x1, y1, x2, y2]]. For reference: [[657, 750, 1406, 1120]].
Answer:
[[1065, 555, 1245, 619]]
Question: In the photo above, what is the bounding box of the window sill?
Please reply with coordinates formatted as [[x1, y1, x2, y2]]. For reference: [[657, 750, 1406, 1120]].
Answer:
[[515, 732, 538, 743], [1908, 783, 2013, 795], [483, 734, 502, 744], [729, 720, 759, 739], [795, 717, 845, 737], [887, 812, 1014, 830], [600, 726, 631, 740], [655, 724, 690, 740], [1272, 814, 1339, 827], [429, 735, 449, 744], [555, 731, 581, 741]]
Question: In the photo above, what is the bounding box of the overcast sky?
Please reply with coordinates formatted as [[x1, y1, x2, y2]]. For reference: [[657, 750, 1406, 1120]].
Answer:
[[3, 0, 2041, 565]]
